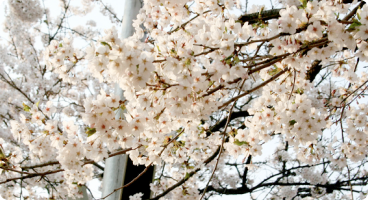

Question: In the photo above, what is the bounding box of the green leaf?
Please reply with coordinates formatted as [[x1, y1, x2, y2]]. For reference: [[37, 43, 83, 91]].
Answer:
[[268, 66, 281, 76], [208, 81, 215, 87], [222, 54, 234, 65], [224, 55, 233, 61], [357, 7, 362, 20], [170, 49, 177, 55], [234, 56, 240, 65], [185, 58, 191, 66], [296, 88, 304, 94], [186, 165, 194, 169], [176, 140, 185, 147], [100, 41, 112, 49], [154, 108, 166, 121], [289, 120, 297, 126], [184, 172, 191, 180], [176, 127, 183, 133], [234, 139, 249, 146], [59, 43, 63, 47], [230, 129, 237, 137], [0, 149, 6, 161], [299, 0, 307, 8], [23, 103, 31, 112], [86, 127, 96, 137], [347, 19, 362, 31], [120, 104, 126, 111]]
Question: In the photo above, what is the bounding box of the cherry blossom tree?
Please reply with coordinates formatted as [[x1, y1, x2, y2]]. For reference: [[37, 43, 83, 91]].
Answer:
[[1, 0, 368, 199]]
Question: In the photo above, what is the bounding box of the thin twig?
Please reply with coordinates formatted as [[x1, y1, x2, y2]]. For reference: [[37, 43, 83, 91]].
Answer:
[[219, 67, 289, 109], [200, 78, 247, 199], [84, 184, 97, 200], [150, 145, 222, 200], [341, 80, 368, 103], [288, 69, 296, 100], [97, 0, 122, 23], [168, 10, 211, 34]]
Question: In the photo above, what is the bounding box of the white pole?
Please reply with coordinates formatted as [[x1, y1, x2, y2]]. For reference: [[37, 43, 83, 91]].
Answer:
[[101, 1, 143, 200]]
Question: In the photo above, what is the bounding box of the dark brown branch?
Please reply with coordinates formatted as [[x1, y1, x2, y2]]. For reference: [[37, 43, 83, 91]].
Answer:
[[237, 0, 362, 25], [238, 8, 281, 25], [0, 169, 64, 184], [202, 161, 368, 196], [241, 155, 252, 188], [21, 161, 60, 170], [206, 110, 250, 137], [0, 148, 136, 185], [342, 1, 365, 21], [306, 60, 322, 82]]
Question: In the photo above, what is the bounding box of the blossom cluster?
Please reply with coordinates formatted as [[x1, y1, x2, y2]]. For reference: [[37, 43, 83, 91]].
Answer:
[[8, 0, 43, 22], [1, 0, 368, 199]]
